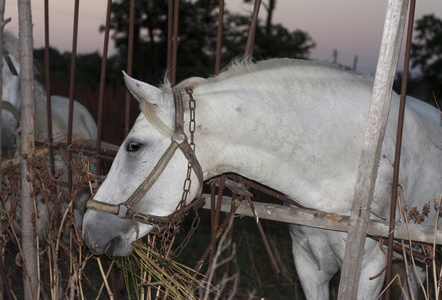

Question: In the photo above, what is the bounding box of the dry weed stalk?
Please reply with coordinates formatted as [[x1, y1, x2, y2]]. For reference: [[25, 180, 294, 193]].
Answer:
[[202, 218, 239, 300], [0, 144, 97, 299], [377, 274, 408, 300], [96, 257, 115, 299], [433, 192, 442, 299]]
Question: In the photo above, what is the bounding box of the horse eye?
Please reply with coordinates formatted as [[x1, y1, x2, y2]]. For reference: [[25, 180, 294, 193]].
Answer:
[[126, 142, 143, 152]]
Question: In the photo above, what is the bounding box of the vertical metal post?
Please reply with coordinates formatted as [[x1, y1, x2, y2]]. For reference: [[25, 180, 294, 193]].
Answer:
[[170, 0, 180, 87], [44, 0, 55, 176], [166, 0, 180, 86], [0, 6, 13, 300], [67, 0, 80, 188], [214, 0, 224, 75], [384, 1, 416, 298], [95, 0, 112, 176], [244, 0, 261, 57], [167, 0, 173, 80], [124, 0, 135, 137], [337, 1, 409, 298]]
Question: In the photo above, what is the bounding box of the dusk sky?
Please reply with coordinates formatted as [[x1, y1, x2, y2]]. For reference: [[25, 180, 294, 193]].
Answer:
[[5, 1, 442, 76]]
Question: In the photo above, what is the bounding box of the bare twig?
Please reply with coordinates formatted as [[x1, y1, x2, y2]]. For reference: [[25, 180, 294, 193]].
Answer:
[[96, 257, 114, 300], [376, 274, 408, 300], [397, 184, 427, 299], [434, 193, 442, 299]]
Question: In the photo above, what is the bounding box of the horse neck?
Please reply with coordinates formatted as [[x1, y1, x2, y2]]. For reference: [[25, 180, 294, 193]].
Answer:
[[193, 81, 304, 197], [191, 67, 375, 214]]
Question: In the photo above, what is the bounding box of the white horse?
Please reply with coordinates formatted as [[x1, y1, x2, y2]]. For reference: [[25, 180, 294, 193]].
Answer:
[[82, 58, 442, 299], [2, 31, 97, 238], [2, 31, 97, 158]]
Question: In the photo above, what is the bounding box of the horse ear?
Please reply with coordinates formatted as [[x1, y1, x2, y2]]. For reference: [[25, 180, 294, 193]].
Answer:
[[122, 71, 164, 108], [122, 71, 183, 140]]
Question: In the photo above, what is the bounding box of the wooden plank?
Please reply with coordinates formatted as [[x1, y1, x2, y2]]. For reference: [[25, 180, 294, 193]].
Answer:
[[337, 0, 409, 299], [201, 196, 442, 245]]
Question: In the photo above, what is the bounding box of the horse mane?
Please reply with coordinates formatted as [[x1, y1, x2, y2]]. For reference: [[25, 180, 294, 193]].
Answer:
[[164, 57, 364, 93]]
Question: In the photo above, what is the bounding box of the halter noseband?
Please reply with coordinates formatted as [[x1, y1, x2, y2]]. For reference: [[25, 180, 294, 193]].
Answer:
[[86, 89, 204, 231]]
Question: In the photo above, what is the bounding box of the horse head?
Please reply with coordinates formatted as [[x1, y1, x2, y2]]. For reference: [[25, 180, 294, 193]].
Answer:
[[82, 73, 203, 256]]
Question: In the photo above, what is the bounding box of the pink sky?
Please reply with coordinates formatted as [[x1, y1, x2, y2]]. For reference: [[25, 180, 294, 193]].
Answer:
[[5, 0, 442, 75]]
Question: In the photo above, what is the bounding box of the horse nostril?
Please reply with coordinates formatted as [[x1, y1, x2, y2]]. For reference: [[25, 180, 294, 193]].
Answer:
[[105, 235, 123, 254]]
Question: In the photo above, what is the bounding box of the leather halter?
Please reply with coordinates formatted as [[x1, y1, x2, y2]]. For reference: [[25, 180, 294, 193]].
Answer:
[[3, 50, 19, 77], [86, 90, 204, 229], [1, 101, 21, 122]]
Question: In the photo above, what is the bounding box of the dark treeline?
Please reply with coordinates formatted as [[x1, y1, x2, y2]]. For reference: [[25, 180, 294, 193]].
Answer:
[[32, 0, 317, 144], [33, 2, 440, 111], [34, 0, 315, 91]]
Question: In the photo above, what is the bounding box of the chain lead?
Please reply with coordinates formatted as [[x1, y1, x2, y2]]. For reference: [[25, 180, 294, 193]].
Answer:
[[160, 88, 201, 262]]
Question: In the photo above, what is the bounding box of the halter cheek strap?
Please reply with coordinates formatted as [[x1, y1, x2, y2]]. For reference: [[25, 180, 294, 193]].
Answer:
[[3, 50, 19, 77], [86, 89, 204, 230], [1, 101, 21, 122]]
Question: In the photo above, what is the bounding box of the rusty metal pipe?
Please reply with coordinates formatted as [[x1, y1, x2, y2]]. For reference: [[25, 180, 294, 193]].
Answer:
[[215, 0, 224, 75], [95, 0, 112, 176], [244, 0, 261, 57], [67, 0, 80, 188], [167, 0, 173, 79], [43, 0, 55, 176], [124, 0, 135, 137], [195, 195, 243, 273], [384, 0, 416, 298], [170, 0, 180, 87], [246, 194, 280, 273]]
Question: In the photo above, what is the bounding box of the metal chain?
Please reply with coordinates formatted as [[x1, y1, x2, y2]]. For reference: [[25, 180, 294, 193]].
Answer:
[[159, 88, 201, 261]]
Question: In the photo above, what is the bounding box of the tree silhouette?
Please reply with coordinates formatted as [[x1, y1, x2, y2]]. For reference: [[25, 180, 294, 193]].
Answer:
[[411, 14, 442, 101], [104, 0, 315, 83]]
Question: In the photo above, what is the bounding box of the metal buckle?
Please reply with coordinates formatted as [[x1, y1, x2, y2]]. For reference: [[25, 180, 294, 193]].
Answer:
[[117, 204, 130, 218]]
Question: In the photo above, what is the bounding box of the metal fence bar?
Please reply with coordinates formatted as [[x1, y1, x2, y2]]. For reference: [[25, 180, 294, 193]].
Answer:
[[124, 0, 135, 137], [337, 1, 409, 298], [95, 0, 112, 176], [43, 0, 55, 176], [244, 0, 261, 57], [384, 0, 416, 298], [171, 0, 180, 87], [167, 0, 173, 81], [214, 0, 224, 75], [67, 0, 80, 188]]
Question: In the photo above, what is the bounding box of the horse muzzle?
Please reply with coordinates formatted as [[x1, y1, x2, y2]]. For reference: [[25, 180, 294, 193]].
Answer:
[[82, 209, 139, 256]]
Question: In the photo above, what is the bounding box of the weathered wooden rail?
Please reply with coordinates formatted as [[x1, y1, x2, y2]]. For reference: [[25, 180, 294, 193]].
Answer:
[[201, 195, 442, 245]]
